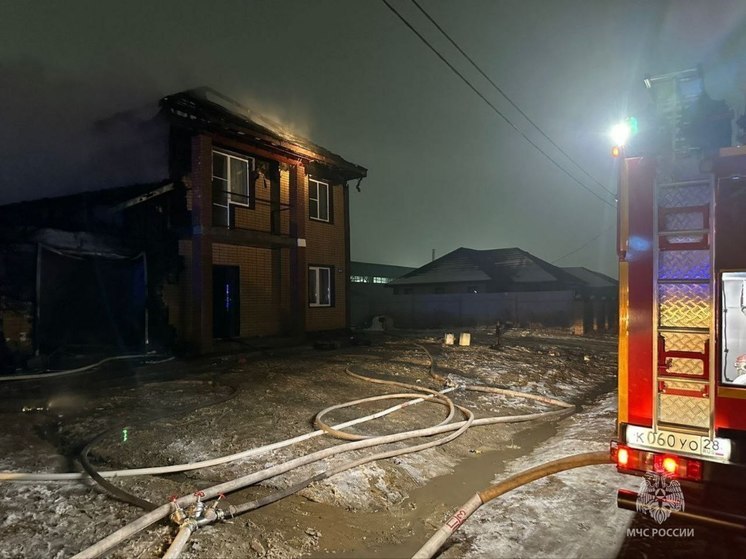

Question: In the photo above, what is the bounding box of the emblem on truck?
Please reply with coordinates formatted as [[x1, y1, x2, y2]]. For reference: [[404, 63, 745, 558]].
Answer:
[[635, 471, 685, 524]]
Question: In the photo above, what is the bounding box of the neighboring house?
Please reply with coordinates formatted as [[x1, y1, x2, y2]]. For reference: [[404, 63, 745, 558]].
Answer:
[[388, 247, 584, 294], [384, 247, 617, 332], [349, 261, 416, 327], [0, 88, 367, 358]]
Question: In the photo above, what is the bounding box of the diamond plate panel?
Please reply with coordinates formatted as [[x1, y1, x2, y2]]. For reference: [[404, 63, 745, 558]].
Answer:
[[658, 184, 711, 208], [662, 210, 705, 232], [661, 333, 707, 376], [663, 379, 704, 391], [662, 332, 709, 352], [662, 233, 707, 245], [659, 250, 710, 280], [666, 358, 704, 376], [659, 394, 709, 428], [659, 283, 711, 329]]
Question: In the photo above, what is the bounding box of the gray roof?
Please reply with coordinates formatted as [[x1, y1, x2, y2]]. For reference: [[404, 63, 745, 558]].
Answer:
[[389, 247, 583, 288], [561, 267, 618, 288]]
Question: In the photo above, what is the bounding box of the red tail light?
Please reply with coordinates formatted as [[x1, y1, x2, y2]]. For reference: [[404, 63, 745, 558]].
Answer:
[[618, 447, 630, 467], [611, 443, 703, 482], [686, 459, 703, 480], [662, 457, 678, 474]]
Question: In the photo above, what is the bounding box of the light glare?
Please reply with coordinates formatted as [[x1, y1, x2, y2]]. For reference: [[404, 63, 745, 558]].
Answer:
[[663, 457, 678, 474], [610, 121, 631, 146]]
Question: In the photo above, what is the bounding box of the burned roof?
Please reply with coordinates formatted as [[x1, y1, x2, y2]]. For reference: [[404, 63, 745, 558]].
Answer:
[[160, 88, 367, 181], [0, 180, 177, 232], [388, 247, 585, 290]]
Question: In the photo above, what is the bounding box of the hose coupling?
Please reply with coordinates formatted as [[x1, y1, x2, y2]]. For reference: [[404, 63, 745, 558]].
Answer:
[[206, 493, 225, 514], [181, 518, 199, 534], [187, 491, 206, 519], [169, 496, 187, 525]]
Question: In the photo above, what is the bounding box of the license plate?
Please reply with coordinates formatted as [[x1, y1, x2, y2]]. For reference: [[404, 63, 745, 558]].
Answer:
[[626, 425, 731, 462]]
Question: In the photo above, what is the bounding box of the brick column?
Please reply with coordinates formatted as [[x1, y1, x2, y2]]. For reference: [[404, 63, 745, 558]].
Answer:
[[289, 163, 307, 335], [343, 182, 351, 329], [190, 134, 214, 354]]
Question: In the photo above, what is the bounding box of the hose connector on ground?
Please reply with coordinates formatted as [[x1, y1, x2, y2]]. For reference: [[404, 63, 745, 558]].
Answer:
[[164, 493, 229, 559]]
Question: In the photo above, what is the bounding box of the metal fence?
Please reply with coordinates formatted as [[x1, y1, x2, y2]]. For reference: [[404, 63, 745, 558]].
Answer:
[[351, 285, 576, 329]]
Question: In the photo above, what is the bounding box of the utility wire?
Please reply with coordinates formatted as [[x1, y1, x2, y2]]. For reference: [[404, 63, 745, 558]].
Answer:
[[551, 222, 616, 264], [380, 0, 616, 210], [409, 0, 616, 201]]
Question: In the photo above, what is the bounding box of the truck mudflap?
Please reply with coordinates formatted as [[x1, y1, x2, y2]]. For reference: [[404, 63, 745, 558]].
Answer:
[[618, 488, 746, 532]]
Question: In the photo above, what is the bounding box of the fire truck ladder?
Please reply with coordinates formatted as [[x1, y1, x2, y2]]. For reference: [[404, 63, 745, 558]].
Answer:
[[654, 177, 715, 437]]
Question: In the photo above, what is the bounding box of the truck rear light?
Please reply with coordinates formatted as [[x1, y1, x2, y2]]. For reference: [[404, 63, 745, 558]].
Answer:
[[652, 453, 703, 481], [618, 447, 629, 467], [663, 457, 678, 474], [612, 443, 703, 481], [685, 458, 703, 481]]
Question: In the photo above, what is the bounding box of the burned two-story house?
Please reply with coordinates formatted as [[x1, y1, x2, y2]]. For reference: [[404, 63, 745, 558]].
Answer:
[[0, 88, 367, 361]]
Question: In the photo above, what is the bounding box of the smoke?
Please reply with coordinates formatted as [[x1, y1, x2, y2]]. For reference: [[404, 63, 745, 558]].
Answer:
[[0, 59, 174, 204], [0, 59, 327, 206]]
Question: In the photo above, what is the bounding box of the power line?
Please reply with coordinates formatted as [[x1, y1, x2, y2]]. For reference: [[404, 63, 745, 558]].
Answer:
[[409, 0, 617, 201], [379, 0, 616, 210], [551, 223, 616, 264]]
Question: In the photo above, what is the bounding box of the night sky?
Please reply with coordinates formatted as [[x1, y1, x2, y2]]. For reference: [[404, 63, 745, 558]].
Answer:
[[1, 1, 745, 277]]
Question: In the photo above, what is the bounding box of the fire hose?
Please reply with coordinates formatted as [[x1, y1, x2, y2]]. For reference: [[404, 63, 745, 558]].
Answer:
[[71, 371, 574, 558], [0, 336, 573, 559], [412, 450, 612, 559]]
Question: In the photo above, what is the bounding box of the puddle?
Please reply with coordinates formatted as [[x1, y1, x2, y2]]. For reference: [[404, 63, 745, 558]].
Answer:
[[282, 420, 561, 558]]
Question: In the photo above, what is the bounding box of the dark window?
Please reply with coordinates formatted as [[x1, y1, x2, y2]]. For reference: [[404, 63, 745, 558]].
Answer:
[[309, 265, 333, 307], [309, 178, 330, 222]]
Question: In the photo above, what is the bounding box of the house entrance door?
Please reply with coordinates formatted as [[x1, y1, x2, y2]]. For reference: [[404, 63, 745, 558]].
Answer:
[[212, 265, 240, 338]]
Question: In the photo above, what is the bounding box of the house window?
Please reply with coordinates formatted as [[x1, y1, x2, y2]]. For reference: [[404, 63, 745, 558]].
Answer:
[[309, 266, 333, 307], [309, 178, 330, 222], [212, 150, 253, 226], [350, 275, 369, 283], [372, 276, 390, 284]]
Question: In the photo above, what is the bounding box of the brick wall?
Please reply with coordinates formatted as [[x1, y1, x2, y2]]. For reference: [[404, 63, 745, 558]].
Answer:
[[171, 239, 286, 340], [305, 173, 347, 331], [212, 242, 282, 337], [210, 136, 293, 236], [170, 135, 350, 346]]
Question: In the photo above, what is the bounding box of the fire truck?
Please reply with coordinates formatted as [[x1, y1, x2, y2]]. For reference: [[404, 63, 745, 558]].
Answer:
[[611, 67, 746, 529]]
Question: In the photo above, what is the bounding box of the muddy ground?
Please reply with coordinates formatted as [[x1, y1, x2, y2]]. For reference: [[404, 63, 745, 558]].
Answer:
[[0, 328, 623, 558]]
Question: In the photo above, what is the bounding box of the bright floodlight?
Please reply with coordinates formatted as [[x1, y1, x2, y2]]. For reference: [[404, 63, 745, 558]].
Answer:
[[610, 121, 632, 146]]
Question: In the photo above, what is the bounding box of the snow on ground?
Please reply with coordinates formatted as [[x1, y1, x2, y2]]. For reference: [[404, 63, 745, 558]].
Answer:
[[0, 329, 624, 559], [445, 391, 639, 559]]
